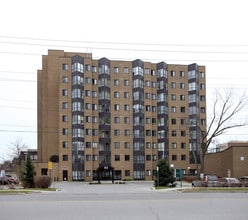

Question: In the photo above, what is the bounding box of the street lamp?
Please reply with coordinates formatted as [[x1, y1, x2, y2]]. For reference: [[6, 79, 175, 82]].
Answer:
[[156, 166, 159, 187]]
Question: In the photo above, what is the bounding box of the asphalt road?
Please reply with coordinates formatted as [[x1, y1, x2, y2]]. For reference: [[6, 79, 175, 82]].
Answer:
[[1, 182, 248, 220]]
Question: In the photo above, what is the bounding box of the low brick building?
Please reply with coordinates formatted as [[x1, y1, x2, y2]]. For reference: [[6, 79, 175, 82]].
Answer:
[[205, 142, 248, 178]]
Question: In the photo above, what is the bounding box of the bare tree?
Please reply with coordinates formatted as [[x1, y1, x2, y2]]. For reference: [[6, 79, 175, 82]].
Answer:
[[8, 137, 28, 179], [199, 89, 248, 174], [9, 137, 27, 161]]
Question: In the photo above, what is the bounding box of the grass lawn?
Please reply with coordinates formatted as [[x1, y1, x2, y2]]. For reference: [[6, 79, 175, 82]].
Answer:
[[0, 187, 57, 194]]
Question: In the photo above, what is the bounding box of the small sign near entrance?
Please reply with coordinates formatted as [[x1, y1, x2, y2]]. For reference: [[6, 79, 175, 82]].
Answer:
[[48, 162, 53, 170]]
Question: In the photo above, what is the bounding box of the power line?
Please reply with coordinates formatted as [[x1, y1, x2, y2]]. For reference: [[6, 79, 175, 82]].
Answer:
[[1, 40, 248, 54], [1, 35, 248, 47]]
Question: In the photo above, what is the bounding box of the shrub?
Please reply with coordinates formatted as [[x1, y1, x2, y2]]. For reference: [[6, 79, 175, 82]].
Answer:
[[34, 176, 52, 188]]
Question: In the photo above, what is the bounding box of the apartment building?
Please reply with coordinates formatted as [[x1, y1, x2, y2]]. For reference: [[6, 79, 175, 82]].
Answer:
[[37, 50, 206, 181]]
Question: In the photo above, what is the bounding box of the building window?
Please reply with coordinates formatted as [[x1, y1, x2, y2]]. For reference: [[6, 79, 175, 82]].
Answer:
[[86, 155, 91, 161], [125, 155, 130, 161], [62, 76, 68, 83], [115, 155, 120, 161], [62, 128, 68, 135], [86, 103, 91, 110], [146, 142, 151, 149], [124, 104, 129, 111], [171, 119, 176, 125], [152, 118, 156, 124], [92, 66, 97, 73], [152, 155, 157, 161], [114, 117, 120, 123], [200, 72, 205, 78], [114, 130, 120, 136], [62, 141, 68, 148], [171, 70, 176, 77], [86, 90, 91, 96], [124, 130, 130, 136], [124, 67, 129, 74], [63, 155, 68, 161], [181, 155, 186, 161], [171, 94, 176, 101], [86, 142, 91, 148], [180, 71, 185, 77], [146, 130, 151, 136], [86, 116, 91, 123], [181, 107, 186, 113], [146, 117, 151, 124], [92, 142, 98, 148], [125, 142, 130, 149], [124, 80, 129, 86], [85, 77, 90, 84], [62, 115, 68, 122], [114, 104, 120, 111], [201, 119, 206, 125], [200, 83, 205, 90], [146, 155, 151, 161], [181, 130, 186, 137], [125, 170, 130, 176], [172, 142, 177, 149], [114, 142, 120, 149], [92, 91, 97, 98], [86, 170, 91, 177], [62, 64, 68, 70], [93, 155, 98, 161], [92, 104, 97, 110], [124, 92, 129, 99], [92, 78, 97, 85], [86, 129, 91, 135], [201, 107, 206, 113], [85, 64, 91, 71], [181, 119, 186, 125], [145, 68, 150, 74], [92, 129, 97, 136], [152, 130, 156, 137], [172, 155, 177, 161], [114, 92, 120, 98], [171, 106, 176, 113], [114, 67, 119, 73], [114, 79, 119, 86], [180, 95, 185, 101], [124, 117, 129, 124], [171, 82, 176, 88], [152, 94, 156, 100], [145, 93, 150, 99], [200, 95, 205, 101], [180, 83, 185, 89], [152, 142, 156, 149], [62, 102, 68, 109], [181, 142, 186, 149], [146, 105, 151, 112], [172, 130, 177, 136], [92, 117, 97, 123]]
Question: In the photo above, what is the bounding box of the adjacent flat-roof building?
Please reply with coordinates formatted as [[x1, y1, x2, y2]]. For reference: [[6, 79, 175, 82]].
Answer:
[[205, 142, 248, 178], [37, 50, 206, 181]]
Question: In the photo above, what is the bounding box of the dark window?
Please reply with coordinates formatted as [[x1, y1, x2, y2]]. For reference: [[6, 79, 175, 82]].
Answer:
[[125, 155, 130, 161], [63, 155, 68, 161], [115, 155, 120, 161]]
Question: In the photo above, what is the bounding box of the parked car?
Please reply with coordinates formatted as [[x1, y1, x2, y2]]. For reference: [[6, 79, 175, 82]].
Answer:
[[219, 177, 240, 187], [5, 175, 19, 184], [192, 175, 220, 187], [0, 176, 9, 185], [239, 176, 248, 187]]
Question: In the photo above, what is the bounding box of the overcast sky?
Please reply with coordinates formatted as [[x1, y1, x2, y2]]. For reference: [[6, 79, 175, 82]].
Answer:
[[0, 0, 247, 161]]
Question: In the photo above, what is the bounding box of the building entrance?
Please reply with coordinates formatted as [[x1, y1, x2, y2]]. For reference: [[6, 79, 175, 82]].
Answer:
[[96, 166, 114, 183], [63, 170, 68, 181]]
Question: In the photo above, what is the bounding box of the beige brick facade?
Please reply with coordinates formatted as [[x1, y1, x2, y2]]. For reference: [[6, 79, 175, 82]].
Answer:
[[37, 50, 206, 181]]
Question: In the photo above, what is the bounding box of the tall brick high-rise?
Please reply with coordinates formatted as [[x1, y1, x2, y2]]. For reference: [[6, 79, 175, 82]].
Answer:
[[37, 50, 206, 181]]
